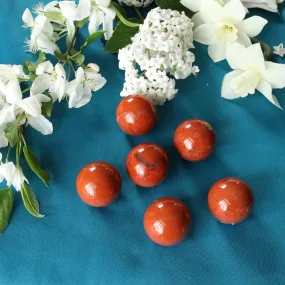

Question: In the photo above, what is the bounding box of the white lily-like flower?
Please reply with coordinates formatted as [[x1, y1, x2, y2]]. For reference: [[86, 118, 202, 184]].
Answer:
[[0, 161, 28, 191], [88, 0, 116, 40], [22, 9, 59, 54], [192, 0, 268, 62], [66, 65, 106, 108], [222, 43, 285, 108], [59, 0, 91, 21], [31, 61, 66, 103]]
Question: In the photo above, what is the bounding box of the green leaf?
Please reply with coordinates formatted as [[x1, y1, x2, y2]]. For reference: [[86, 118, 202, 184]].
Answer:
[[20, 184, 44, 218], [111, 2, 141, 27], [54, 50, 68, 62], [36, 51, 46, 65], [23, 145, 50, 187], [16, 112, 27, 122], [111, 2, 127, 22], [75, 17, 89, 28], [4, 124, 18, 148], [24, 51, 46, 73], [71, 53, 85, 66], [105, 20, 140, 53], [43, 11, 65, 22], [155, 0, 194, 18], [0, 188, 13, 234], [251, 38, 273, 61], [80, 30, 106, 51], [24, 60, 37, 73], [41, 93, 53, 117]]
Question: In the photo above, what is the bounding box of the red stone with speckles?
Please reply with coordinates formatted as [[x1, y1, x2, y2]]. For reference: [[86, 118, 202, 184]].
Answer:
[[76, 162, 122, 207], [208, 177, 253, 224], [116, 95, 157, 136], [174, 119, 215, 162], [144, 198, 191, 246], [126, 143, 169, 187]]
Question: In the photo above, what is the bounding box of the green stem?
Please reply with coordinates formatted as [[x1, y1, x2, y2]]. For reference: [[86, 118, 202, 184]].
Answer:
[[135, 7, 144, 22], [22, 86, 31, 94], [21, 135, 27, 146], [67, 62, 71, 81], [66, 27, 79, 56], [5, 145, 11, 163], [137, 70, 146, 78]]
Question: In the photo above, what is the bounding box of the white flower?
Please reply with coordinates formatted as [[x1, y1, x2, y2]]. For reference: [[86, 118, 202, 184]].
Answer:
[[66, 66, 106, 108], [0, 65, 29, 83], [88, 0, 116, 40], [242, 0, 280, 12], [222, 43, 285, 108], [22, 9, 59, 54], [121, 67, 178, 105], [59, 0, 91, 21], [31, 61, 66, 102], [0, 161, 28, 191], [273, 43, 285, 57], [193, 0, 267, 62], [118, 0, 154, 7]]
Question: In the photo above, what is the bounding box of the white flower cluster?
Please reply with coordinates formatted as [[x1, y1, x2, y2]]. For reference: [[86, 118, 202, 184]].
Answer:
[[118, 0, 154, 7], [22, 0, 116, 55], [118, 8, 197, 105]]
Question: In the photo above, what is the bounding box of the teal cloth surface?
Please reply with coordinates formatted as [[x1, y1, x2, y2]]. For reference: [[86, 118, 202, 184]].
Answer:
[[1, 1, 285, 284]]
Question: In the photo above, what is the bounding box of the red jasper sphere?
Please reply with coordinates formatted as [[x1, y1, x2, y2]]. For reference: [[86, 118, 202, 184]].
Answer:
[[126, 143, 169, 187], [174, 119, 215, 162], [144, 198, 191, 246], [76, 162, 122, 207], [208, 177, 253, 224], [116, 95, 157, 136]]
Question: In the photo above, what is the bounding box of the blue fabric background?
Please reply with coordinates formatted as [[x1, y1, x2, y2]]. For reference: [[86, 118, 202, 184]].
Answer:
[[1, 1, 285, 284]]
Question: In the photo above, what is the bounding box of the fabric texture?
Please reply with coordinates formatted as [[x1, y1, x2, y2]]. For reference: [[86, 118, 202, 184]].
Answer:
[[0, 1, 285, 284]]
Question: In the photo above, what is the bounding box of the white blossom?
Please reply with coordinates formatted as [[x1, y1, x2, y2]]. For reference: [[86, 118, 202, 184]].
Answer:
[[273, 43, 285, 57], [22, 9, 59, 54], [88, 0, 116, 40], [0, 161, 28, 191], [118, 8, 197, 105], [66, 66, 106, 108], [59, 0, 91, 21], [193, 0, 267, 62], [222, 43, 285, 108], [118, 0, 154, 7], [31, 61, 66, 102]]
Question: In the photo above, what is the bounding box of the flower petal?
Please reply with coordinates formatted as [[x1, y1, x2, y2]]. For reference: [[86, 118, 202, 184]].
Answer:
[[236, 31, 252, 47], [208, 44, 227, 63], [6, 79, 22, 104], [242, 43, 265, 72], [37, 33, 59, 55], [76, 0, 91, 21], [191, 12, 204, 28], [0, 105, 15, 126], [221, 70, 244, 99], [22, 9, 34, 27], [28, 115, 53, 135], [88, 9, 104, 35], [55, 63, 66, 80], [200, 1, 223, 23], [103, 14, 114, 40], [180, 0, 201, 12], [36, 61, 53, 75], [226, 43, 246, 70], [194, 23, 217, 45], [236, 16, 267, 38], [0, 132, 9, 148], [0, 162, 17, 186], [221, 0, 246, 25], [66, 19, 76, 43], [75, 67, 85, 83], [257, 79, 282, 109], [31, 74, 52, 96], [97, 0, 112, 7], [86, 73, 107, 92], [17, 96, 42, 117], [262, 62, 285, 89], [72, 85, 92, 108], [59, 1, 78, 21]]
